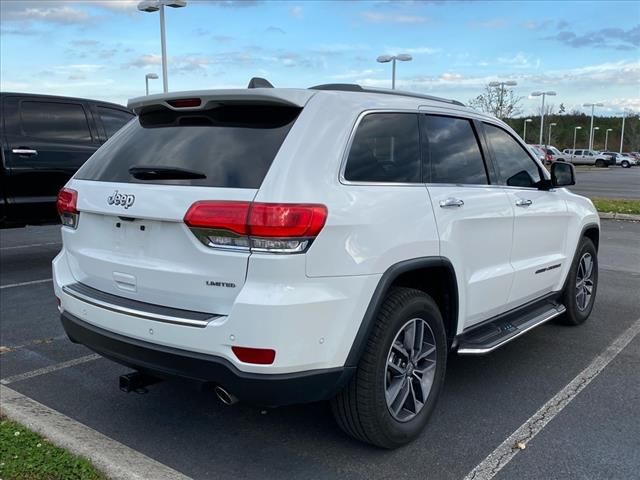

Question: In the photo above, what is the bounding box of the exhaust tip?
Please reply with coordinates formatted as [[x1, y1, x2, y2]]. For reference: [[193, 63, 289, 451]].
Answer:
[[214, 386, 238, 406]]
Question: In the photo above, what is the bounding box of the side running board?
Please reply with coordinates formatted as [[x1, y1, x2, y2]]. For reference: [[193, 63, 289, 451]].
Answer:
[[457, 299, 566, 355]]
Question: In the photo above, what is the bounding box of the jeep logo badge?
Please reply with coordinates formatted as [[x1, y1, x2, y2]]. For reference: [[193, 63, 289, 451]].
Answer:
[[107, 190, 135, 209]]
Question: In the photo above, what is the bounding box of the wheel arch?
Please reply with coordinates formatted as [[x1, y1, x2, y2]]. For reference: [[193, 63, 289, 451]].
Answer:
[[344, 257, 459, 368], [582, 223, 600, 251]]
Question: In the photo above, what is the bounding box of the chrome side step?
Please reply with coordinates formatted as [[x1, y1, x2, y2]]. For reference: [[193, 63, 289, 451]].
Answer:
[[457, 300, 566, 355]]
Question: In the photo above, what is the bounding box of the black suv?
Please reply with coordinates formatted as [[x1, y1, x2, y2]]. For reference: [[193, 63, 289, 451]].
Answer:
[[1, 92, 134, 228]]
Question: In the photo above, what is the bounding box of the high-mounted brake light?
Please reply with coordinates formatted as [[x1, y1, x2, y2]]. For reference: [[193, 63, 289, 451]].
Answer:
[[57, 188, 79, 229], [167, 98, 201, 108], [184, 201, 328, 253]]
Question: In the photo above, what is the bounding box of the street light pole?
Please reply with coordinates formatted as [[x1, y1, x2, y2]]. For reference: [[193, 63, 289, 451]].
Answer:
[[138, 0, 187, 94], [376, 54, 412, 90], [531, 91, 556, 145], [583, 102, 604, 151], [547, 122, 557, 146], [145, 73, 159, 95], [573, 126, 582, 161], [604, 128, 613, 151], [620, 108, 631, 153], [523, 118, 532, 142], [489, 80, 517, 118], [592, 126, 600, 150]]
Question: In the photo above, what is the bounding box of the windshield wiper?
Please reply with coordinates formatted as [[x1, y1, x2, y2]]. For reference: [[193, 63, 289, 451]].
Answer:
[[128, 166, 206, 180]]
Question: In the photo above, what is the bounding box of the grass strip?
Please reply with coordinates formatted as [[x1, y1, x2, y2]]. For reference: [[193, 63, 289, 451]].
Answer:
[[591, 198, 640, 215], [0, 417, 105, 480]]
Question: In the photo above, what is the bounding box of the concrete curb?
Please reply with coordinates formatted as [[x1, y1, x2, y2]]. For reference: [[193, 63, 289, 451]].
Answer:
[[0, 385, 192, 480], [598, 212, 640, 222]]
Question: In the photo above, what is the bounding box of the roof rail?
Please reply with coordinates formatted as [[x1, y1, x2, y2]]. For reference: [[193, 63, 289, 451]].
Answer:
[[309, 83, 465, 107]]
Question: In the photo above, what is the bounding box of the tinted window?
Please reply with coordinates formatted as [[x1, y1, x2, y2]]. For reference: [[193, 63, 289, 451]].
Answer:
[[76, 105, 300, 188], [423, 115, 487, 185], [484, 124, 541, 188], [20, 101, 91, 141], [98, 106, 134, 138], [344, 113, 420, 183], [574, 150, 583, 155]]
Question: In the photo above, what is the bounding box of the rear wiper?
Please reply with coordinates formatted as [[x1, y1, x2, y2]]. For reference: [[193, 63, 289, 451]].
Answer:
[[128, 166, 206, 180]]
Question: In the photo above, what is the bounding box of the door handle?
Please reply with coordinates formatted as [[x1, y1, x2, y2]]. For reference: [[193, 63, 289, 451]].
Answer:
[[12, 148, 38, 156], [439, 197, 464, 208], [515, 199, 533, 207]]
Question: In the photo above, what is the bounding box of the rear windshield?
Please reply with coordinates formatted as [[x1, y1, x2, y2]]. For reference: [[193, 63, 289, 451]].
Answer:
[[75, 104, 301, 188]]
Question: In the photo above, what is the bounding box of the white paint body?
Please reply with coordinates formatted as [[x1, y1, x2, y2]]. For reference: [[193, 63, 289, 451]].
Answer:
[[53, 88, 599, 375]]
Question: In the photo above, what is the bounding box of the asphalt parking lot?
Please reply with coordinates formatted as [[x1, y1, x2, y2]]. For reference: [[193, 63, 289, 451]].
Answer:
[[1, 220, 639, 480], [570, 165, 640, 199]]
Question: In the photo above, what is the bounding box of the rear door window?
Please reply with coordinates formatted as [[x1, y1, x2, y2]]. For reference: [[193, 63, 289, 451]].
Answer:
[[422, 115, 488, 185], [75, 104, 301, 189], [344, 113, 420, 183], [20, 101, 92, 142], [97, 106, 134, 138]]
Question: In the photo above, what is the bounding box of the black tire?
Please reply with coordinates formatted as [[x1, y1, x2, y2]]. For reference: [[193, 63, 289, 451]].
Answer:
[[331, 287, 447, 448], [595, 159, 605, 168], [560, 237, 598, 325], [621, 160, 630, 168]]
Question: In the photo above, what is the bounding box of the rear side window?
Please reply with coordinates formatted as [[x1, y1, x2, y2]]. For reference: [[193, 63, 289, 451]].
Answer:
[[20, 101, 91, 142], [423, 115, 487, 185], [344, 113, 420, 183], [484, 123, 541, 188], [75, 104, 301, 189], [97, 106, 134, 138]]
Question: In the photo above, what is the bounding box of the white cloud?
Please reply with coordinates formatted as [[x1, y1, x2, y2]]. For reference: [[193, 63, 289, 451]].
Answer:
[[498, 52, 540, 69], [330, 69, 377, 80], [90, 1, 138, 11], [385, 46, 440, 55], [289, 6, 303, 19], [362, 12, 428, 24], [3, 5, 92, 24]]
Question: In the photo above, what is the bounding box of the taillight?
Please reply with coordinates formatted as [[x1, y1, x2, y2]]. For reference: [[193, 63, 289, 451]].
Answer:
[[184, 201, 328, 254], [57, 188, 79, 229], [232, 346, 276, 365]]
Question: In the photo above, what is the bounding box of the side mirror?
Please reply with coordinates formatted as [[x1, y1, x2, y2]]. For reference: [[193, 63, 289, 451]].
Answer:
[[551, 161, 575, 187]]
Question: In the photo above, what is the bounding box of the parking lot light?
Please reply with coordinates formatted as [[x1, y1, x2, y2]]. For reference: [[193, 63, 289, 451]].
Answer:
[[592, 126, 600, 150], [604, 128, 613, 151], [138, 0, 187, 93], [376, 54, 412, 89], [145, 73, 159, 95], [620, 108, 632, 153], [573, 126, 583, 159], [583, 102, 604, 150], [489, 80, 517, 118], [531, 91, 556, 145], [547, 122, 557, 147], [523, 118, 532, 142]]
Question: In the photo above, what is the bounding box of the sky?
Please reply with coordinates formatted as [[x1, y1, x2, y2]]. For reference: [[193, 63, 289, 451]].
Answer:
[[1, 0, 638, 116]]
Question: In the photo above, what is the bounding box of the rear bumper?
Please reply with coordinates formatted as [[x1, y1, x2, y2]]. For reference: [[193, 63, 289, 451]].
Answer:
[[61, 312, 354, 406]]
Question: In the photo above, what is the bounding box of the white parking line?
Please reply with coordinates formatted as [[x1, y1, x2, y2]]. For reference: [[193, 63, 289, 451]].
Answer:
[[0, 278, 52, 290], [464, 316, 640, 480], [0, 385, 192, 480], [0, 241, 61, 251], [0, 354, 101, 385]]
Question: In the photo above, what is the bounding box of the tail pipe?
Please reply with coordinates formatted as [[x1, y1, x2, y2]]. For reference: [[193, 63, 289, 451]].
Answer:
[[214, 386, 239, 406]]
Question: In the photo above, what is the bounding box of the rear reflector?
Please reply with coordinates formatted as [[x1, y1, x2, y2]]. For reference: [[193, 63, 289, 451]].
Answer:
[[167, 98, 201, 108], [57, 188, 79, 229], [232, 346, 276, 365], [184, 201, 327, 253]]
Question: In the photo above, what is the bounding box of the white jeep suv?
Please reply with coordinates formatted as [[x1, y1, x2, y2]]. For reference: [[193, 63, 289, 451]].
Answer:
[[53, 84, 599, 448]]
